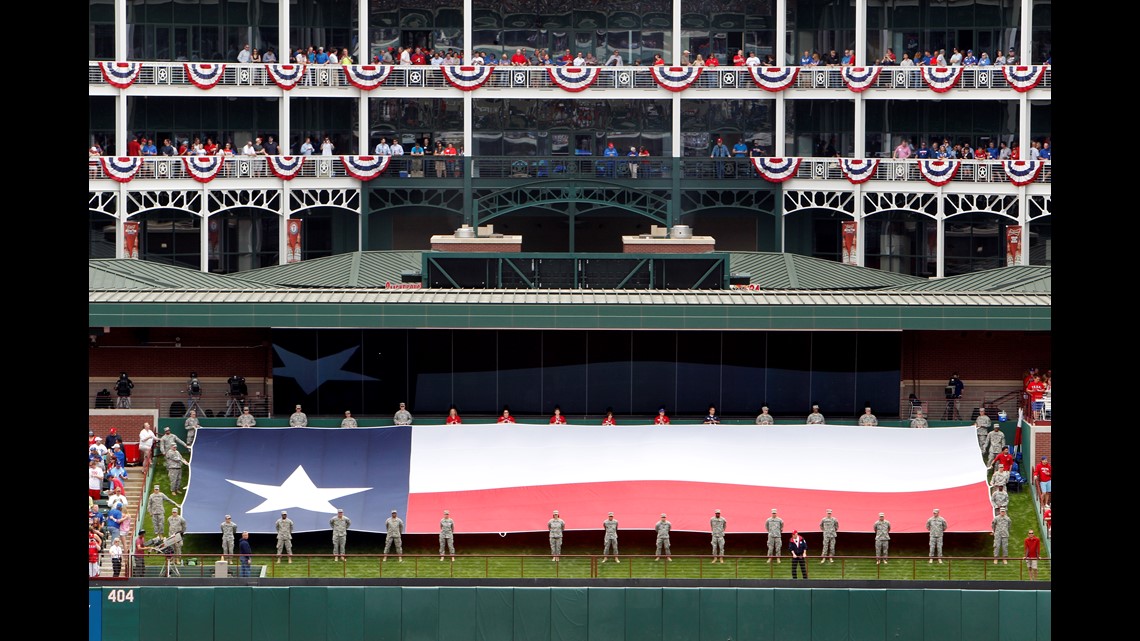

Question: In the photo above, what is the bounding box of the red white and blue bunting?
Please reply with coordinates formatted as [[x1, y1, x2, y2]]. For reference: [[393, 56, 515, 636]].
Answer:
[[920, 66, 963, 93], [1002, 160, 1044, 186], [185, 63, 225, 89], [343, 65, 393, 90], [99, 157, 142, 183], [748, 66, 798, 92], [268, 156, 305, 180], [266, 64, 306, 90], [1001, 65, 1046, 92], [650, 66, 703, 92], [441, 65, 494, 91], [547, 66, 600, 92], [341, 156, 392, 181], [838, 158, 879, 184], [917, 159, 960, 186], [100, 62, 142, 89], [841, 66, 882, 92], [183, 156, 225, 183], [751, 157, 802, 183]]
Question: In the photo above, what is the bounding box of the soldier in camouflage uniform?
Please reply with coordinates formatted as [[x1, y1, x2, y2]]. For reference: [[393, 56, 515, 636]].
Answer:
[[275, 511, 294, 563], [289, 404, 308, 427], [165, 447, 187, 495], [394, 402, 413, 425], [384, 509, 405, 561], [926, 508, 947, 563], [710, 509, 727, 563], [986, 426, 1006, 467], [147, 484, 178, 536], [329, 508, 351, 561], [160, 426, 190, 456], [873, 512, 891, 564], [974, 408, 992, 455], [858, 406, 878, 426], [602, 512, 619, 563], [183, 410, 200, 446], [439, 510, 455, 561], [991, 507, 1012, 564], [236, 407, 257, 427], [167, 507, 187, 563], [819, 508, 839, 563], [548, 510, 566, 561], [989, 465, 1010, 496], [220, 515, 238, 558], [910, 410, 929, 428], [654, 514, 672, 561], [765, 508, 784, 562], [991, 485, 1009, 517], [340, 410, 358, 428], [806, 405, 825, 425], [755, 406, 775, 425]]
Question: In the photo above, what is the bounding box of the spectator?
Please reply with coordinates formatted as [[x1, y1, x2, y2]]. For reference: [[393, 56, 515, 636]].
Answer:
[[445, 405, 462, 425], [799, 50, 812, 66], [944, 372, 964, 420], [994, 445, 1014, 472], [893, 138, 912, 159], [710, 137, 730, 178], [841, 49, 854, 66], [89, 533, 102, 578], [1024, 529, 1042, 580], [746, 51, 760, 66], [732, 49, 745, 66], [299, 137, 314, 156], [825, 49, 840, 66], [250, 48, 262, 63], [788, 530, 808, 578], [979, 51, 991, 66], [949, 47, 963, 65], [549, 406, 567, 425], [963, 49, 977, 66], [602, 408, 616, 426], [1033, 455, 1052, 505], [1027, 373, 1047, 420], [510, 49, 528, 65], [239, 532, 253, 577], [681, 50, 692, 65], [264, 136, 278, 155], [899, 52, 914, 66], [88, 460, 104, 502], [320, 136, 335, 156], [237, 44, 251, 64], [654, 406, 670, 425], [703, 404, 720, 425], [497, 406, 515, 424], [263, 48, 277, 63]]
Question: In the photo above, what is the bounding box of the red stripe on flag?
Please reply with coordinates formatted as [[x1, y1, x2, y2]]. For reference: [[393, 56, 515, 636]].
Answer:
[[405, 480, 993, 534]]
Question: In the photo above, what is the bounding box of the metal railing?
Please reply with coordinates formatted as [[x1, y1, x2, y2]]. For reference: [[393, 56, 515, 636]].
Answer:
[[92, 395, 272, 419], [89, 62, 1052, 94], [116, 553, 1050, 581], [89, 156, 1051, 185]]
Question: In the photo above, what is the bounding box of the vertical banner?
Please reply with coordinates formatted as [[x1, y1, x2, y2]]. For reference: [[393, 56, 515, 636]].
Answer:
[[286, 218, 303, 263], [208, 218, 220, 260], [123, 221, 140, 259], [841, 220, 858, 265], [1005, 225, 1022, 266]]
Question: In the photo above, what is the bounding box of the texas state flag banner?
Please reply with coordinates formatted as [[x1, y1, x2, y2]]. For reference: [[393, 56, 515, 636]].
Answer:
[[182, 424, 994, 534]]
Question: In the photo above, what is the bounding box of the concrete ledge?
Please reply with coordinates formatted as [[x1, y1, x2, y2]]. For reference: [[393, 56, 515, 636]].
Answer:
[[621, 236, 716, 253], [430, 236, 523, 252]]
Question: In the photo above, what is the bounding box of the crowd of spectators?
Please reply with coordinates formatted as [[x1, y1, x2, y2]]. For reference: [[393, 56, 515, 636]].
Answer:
[[889, 136, 1052, 161], [89, 429, 133, 578]]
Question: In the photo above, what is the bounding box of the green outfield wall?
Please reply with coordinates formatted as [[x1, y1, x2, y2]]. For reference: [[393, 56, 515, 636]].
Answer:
[[91, 585, 1050, 641]]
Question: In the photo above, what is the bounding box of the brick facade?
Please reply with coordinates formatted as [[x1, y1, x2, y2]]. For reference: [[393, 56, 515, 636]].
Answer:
[[900, 330, 1051, 381], [88, 410, 159, 444]]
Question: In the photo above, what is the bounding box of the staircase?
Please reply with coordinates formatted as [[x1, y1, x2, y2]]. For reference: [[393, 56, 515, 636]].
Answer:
[[97, 457, 151, 577]]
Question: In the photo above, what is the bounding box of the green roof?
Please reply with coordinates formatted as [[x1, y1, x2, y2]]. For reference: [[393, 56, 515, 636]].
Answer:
[[88, 259, 271, 290], [237, 251, 422, 288], [726, 252, 926, 289], [893, 265, 1052, 292]]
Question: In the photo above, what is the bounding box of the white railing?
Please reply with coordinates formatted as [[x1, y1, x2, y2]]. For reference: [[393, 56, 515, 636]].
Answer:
[[89, 62, 1052, 93]]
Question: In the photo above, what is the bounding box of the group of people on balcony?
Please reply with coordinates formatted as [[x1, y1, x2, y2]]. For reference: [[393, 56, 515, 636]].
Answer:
[[891, 137, 1052, 161]]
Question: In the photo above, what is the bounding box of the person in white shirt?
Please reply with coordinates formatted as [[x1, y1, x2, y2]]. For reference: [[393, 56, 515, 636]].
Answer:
[[899, 53, 915, 66], [242, 140, 257, 155], [390, 140, 404, 156], [237, 44, 251, 63], [108, 488, 129, 511], [374, 138, 391, 155], [746, 52, 761, 66], [320, 137, 335, 155], [471, 52, 485, 65], [400, 47, 412, 65], [573, 52, 586, 66], [299, 137, 314, 155], [138, 422, 157, 461]]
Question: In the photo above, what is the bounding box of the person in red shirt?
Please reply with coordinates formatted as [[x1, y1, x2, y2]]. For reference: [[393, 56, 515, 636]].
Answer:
[[497, 406, 515, 424], [654, 406, 670, 425], [1042, 504, 1051, 538], [1026, 375, 1047, 420], [601, 407, 616, 426], [443, 142, 459, 177], [651, 53, 665, 65], [89, 535, 102, 577], [1023, 529, 1042, 580], [510, 49, 529, 65], [127, 135, 142, 157], [732, 49, 746, 66], [445, 405, 462, 425], [705, 54, 720, 67], [411, 48, 426, 65], [549, 405, 566, 425], [1032, 455, 1051, 506], [994, 445, 1014, 472]]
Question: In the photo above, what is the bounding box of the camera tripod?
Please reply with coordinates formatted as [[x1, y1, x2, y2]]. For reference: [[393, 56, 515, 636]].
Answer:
[[183, 392, 206, 417], [225, 393, 246, 417]]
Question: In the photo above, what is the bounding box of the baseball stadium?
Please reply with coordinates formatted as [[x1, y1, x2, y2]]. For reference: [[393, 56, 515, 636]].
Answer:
[[88, 0, 1052, 639]]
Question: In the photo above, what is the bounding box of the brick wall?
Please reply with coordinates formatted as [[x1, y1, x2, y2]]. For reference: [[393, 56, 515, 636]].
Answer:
[[89, 410, 158, 443], [900, 330, 1051, 381], [89, 328, 272, 378], [1033, 429, 1051, 463]]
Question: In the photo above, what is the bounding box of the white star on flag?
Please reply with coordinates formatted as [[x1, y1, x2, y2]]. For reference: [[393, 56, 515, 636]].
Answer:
[[226, 465, 372, 514]]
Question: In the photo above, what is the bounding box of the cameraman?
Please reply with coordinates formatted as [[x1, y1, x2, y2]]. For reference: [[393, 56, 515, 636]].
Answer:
[[226, 375, 247, 417], [115, 372, 134, 409], [944, 372, 964, 420], [146, 532, 182, 577]]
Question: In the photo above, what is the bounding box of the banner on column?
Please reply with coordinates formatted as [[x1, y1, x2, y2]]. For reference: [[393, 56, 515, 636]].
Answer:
[[286, 219, 303, 263], [1005, 225, 1022, 266], [841, 220, 858, 265], [208, 218, 221, 260], [123, 221, 140, 259]]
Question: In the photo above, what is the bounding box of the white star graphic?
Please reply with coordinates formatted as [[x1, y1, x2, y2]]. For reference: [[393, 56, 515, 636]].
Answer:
[[226, 465, 372, 514], [272, 344, 378, 395]]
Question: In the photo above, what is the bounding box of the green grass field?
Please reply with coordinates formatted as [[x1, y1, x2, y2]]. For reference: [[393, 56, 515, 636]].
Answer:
[[137, 458, 1049, 581]]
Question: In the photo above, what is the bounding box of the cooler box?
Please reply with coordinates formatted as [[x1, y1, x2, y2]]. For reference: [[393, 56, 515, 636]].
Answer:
[[123, 442, 141, 466]]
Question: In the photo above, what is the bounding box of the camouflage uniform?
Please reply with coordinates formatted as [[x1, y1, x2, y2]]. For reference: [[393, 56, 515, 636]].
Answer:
[[710, 514, 727, 558], [806, 410, 825, 425], [991, 488, 1009, 516], [341, 416, 358, 428], [439, 515, 455, 556], [183, 416, 199, 446], [910, 415, 930, 428], [330, 514, 351, 558], [220, 519, 238, 555], [873, 517, 891, 560], [165, 448, 186, 494], [858, 412, 878, 426], [926, 513, 948, 558], [548, 516, 566, 557], [160, 430, 189, 457], [755, 412, 775, 425], [990, 469, 1010, 495], [765, 515, 784, 558], [992, 512, 1012, 558], [394, 409, 413, 425], [986, 428, 1006, 467], [975, 414, 992, 454], [820, 513, 839, 558], [655, 518, 672, 557], [147, 489, 178, 536], [603, 517, 619, 558], [275, 515, 294, 558], [289, 410, 308, 427], [167, 510, 187, 559], [236, 411, 257, 427], [385, 515, 405, 556]]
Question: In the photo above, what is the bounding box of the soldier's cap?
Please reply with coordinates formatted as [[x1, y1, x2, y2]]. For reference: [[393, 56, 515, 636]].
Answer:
[[281, 511, 287, 515], [337, 509, 343, 513], [296, 405, 302, 409], [443, 510, 450, 515], [865, 406, 871, 410], [138, 529, 145, 534], [608, 512, 614, 516], [225, 515, 231, 519], [761, 406, 768, 411], [812, 404, 819, 409], [933, 508, 940, 513], [826, 509, 832, 513], [164, 427, 171, 431], [1000, 507, 1006, 511], [715, 509, 721, 513], [771, 508, 778, 513], [172, 507, 179, 512], [661, 513, 667, 517], [391, 509, 398, 514], [153, 484, 160, 489], [90, 431, 95, 435], [878, 512, 885, 517]]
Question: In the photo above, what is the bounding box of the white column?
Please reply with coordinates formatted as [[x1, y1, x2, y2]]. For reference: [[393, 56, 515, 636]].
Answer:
[[854, 185, 865, 267], [358, 87, 368, 155], [115, 0, 127, 60], [116, 92, 128, 160], [935, 191, 945, 278], [853, 95, 864, 157], [280, 0, 290, 60], [280, 183, 291, 265], [358, 0, 368, 62], [464, 0, 473, 62], [775, 0, 788, 155], [775, 0, 787, 65], [672, 0, 682, 62], [672, 95, 681, 158], [116, 184, 127, 259], [280, 93, 291, 155], [1018, 93, 1030, 161], [200, 186, 210, 272], [1020, 0, 1032, 64], [855, 0, 867, 66], [1019, 189, 1030, 265], [462, 0, 474, 155]]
